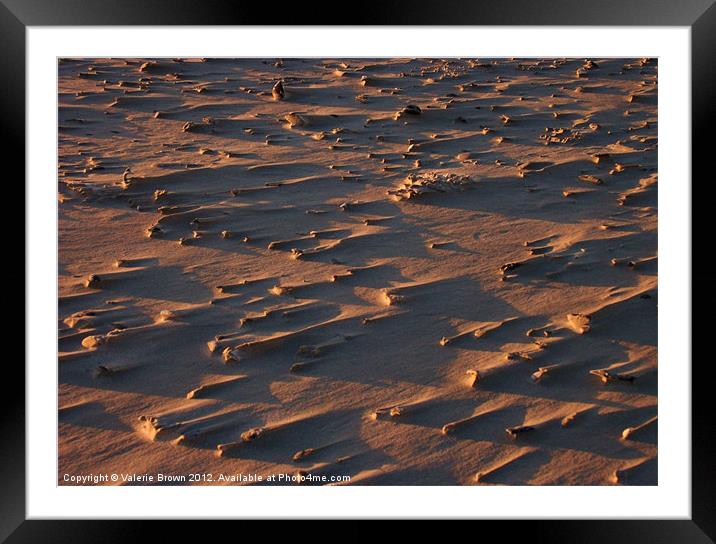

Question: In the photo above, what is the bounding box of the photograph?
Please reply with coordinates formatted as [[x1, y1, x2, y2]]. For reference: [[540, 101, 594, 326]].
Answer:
[[8, 0, 709, 531], [57, 56, 658, 487]]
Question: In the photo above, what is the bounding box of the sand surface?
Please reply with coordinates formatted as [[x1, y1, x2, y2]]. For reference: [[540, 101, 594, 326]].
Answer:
[[58, 58, 657, 485]]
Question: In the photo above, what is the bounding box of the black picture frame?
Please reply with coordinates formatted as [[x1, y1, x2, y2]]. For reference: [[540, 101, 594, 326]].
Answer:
[[6, 0, 714, 537]]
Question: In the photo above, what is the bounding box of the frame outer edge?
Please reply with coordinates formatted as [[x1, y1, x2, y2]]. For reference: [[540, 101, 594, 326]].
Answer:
[[691, 1, 716, 541], [0, 0, 715, 26], [0, 0, 27, 543]]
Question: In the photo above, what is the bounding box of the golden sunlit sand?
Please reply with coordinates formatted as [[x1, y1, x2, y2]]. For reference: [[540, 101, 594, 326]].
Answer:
[[58, 57, 657, 485]]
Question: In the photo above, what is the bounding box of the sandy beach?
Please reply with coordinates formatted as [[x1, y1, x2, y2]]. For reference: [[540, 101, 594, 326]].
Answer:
[[58, 57, 657, 485]]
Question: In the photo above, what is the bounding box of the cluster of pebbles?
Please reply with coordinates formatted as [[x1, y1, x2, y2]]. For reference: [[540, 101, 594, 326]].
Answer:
[[387, 172, 474, 201]]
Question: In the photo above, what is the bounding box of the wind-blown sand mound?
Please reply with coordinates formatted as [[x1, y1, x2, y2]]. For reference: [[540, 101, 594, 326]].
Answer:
[[58, 57, 657, 485]]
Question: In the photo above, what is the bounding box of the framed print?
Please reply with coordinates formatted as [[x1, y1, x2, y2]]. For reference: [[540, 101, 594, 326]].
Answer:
[[7, 0, 715, 536]]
